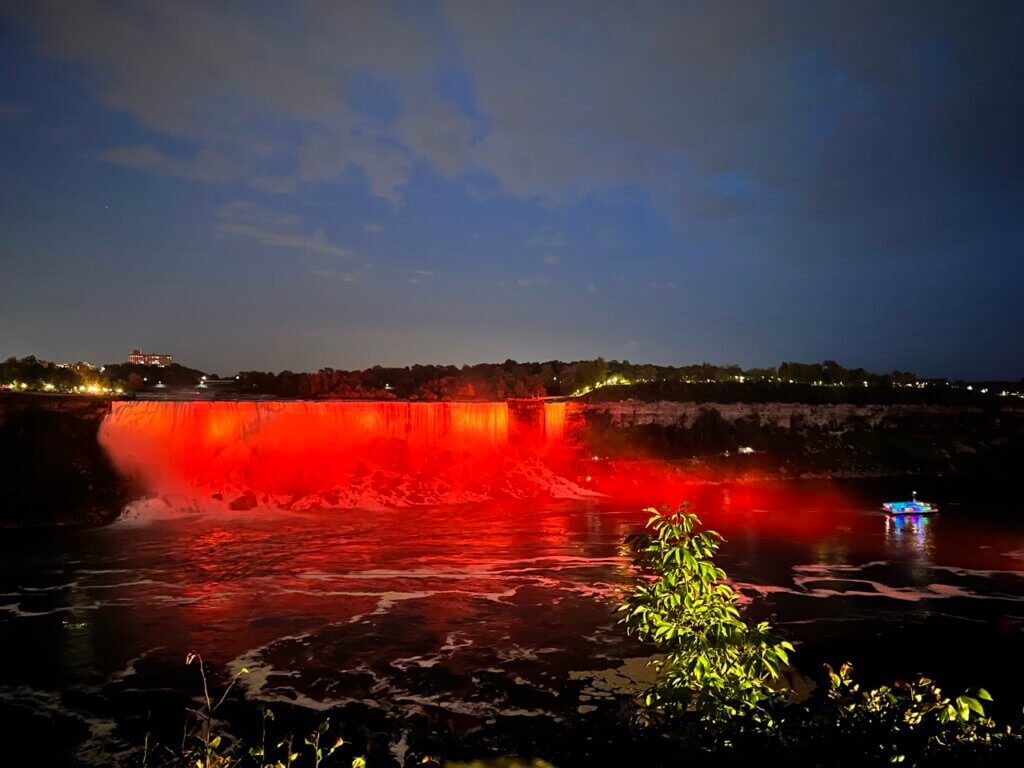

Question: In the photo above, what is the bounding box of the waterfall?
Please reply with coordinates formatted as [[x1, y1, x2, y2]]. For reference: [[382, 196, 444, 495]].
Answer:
[[99, 400, 582, 508], [544, 401, 567, 445]]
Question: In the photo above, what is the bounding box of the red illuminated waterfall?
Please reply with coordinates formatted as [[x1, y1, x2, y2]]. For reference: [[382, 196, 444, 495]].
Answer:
[[100, 400, 582, 509]]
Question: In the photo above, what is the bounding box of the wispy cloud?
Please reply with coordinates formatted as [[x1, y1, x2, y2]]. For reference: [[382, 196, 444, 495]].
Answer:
[[311, 270, 357, 282], [516, 276, 548, 288], [217, 201, 351, 259], [586, 283, 599, 294], [543, 253, 561, 267], [364, 221, 384, 233], [648, 281, 677, 291]]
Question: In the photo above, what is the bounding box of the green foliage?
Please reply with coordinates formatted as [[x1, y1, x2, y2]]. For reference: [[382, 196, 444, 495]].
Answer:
[[140, 653, 364, 768], [815, 662, 1010, 765], [618, 505, 1024, 764], [619, 504, 793, 728]]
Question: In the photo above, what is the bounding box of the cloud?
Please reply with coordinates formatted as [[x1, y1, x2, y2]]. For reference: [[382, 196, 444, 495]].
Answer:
[[515, 276, 548, 288], [100, 144, 249, 184], [543, 253, 561, 267], [648, 281, 677, 291], [442, 0, 1024, 245], [409, 269, 433, 283], [12, 0, 1024, 256], [364, 222, 384, 233], [13, 0, 434, 199], [311, 270, 357, 282], [217, 201, 351, 259], [585, 283, 599, 295]]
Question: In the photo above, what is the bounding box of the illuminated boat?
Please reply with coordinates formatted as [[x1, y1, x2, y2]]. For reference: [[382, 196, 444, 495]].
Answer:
[[882, 491, 937, 515]]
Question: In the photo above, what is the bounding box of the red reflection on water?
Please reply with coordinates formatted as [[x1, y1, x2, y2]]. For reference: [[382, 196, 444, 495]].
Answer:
[[571, 457, 857, 538]]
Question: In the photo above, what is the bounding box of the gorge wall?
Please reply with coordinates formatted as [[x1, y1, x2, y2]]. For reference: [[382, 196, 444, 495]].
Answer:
[[0, 394, 128, 525], [580, 399, 1024, 477]]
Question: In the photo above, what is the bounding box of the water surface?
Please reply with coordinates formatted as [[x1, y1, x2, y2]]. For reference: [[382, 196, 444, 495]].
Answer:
[[2, 478, 1024, 764]]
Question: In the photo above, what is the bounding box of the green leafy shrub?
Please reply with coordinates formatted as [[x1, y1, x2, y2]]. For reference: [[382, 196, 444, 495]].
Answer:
[[619, 504, 793, 729], [810, 661, 1010, 765]]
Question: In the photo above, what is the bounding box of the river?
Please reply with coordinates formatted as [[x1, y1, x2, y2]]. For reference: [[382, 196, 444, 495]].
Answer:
[[2, 478, 1024, 765]]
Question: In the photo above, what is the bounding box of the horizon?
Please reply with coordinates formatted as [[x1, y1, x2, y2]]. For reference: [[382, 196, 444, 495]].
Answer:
[[3, 2, 1023, 379], [5, 348, 1020, 384]]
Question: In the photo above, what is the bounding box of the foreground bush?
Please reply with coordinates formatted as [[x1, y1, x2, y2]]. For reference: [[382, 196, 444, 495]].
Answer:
[[619, 505, 793, 730], [620, 503, 1023, 765]]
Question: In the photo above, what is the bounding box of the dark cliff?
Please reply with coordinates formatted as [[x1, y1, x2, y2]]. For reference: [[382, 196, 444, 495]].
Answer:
[[0, 394, 131, 526], [580, 400, 1024, 478]]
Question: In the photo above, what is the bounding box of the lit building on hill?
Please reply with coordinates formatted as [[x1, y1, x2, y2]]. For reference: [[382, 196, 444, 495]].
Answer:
[[128, 348, 173, 367]]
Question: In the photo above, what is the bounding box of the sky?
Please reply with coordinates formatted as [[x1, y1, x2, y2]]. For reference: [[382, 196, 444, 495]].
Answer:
[[1, 1, 1022, 379]]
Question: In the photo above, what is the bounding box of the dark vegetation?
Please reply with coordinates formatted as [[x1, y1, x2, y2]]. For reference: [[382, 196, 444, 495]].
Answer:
[[616, 505, 1024, 766], [5, 354, 1022, 402], [0, 355, 208, 393], [231, 359, 978, 401]]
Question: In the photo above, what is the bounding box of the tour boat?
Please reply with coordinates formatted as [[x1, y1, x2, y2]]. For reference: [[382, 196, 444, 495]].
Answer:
[[882, 491, 937, 516]]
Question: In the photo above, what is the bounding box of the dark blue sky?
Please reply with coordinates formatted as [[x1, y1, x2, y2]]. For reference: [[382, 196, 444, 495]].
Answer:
[[2, 1, 1022, 378]]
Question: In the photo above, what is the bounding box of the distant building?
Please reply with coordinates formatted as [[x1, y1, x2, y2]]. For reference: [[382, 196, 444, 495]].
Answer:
[[128, 348, 173, 367], [65, 361, 99, 376]]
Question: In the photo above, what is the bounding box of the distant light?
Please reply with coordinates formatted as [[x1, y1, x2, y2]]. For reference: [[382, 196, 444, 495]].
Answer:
[[738, 446, 754, 454]]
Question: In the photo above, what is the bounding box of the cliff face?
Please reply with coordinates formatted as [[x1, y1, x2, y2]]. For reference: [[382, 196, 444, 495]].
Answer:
[[0, 394, 132, 526], [579, 400, 1024, 478]]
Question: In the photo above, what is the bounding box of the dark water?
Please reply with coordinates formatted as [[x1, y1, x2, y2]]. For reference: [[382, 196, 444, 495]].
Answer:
[[2, 477, 1024, 765]]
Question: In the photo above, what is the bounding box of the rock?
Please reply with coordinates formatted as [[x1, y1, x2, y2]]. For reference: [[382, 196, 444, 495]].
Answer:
[[0, 393, 136, 526]]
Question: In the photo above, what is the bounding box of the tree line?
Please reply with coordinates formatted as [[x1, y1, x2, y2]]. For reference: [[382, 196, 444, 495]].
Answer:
[[4, 354, 1019, 401]]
